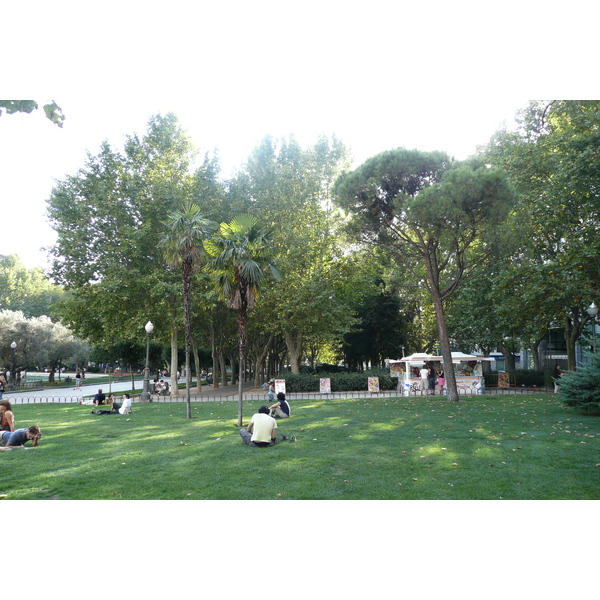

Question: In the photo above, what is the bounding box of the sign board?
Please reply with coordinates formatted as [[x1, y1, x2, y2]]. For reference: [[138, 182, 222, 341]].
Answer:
[[498, 371, 510, 388], [390, 363, 404, 378], [320, 378, 331, 394], [368, 377, 380, 393], [274, 379, 286, 394]]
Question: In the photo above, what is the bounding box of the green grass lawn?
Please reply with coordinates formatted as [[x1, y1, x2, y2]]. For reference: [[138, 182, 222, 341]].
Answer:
[[2, 393, 599, 500]]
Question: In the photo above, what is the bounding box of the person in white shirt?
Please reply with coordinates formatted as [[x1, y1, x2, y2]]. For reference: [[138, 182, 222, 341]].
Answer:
[[111, 393, 132, 414], [239, 406, 277, 447], [419, 366, 429, 392]]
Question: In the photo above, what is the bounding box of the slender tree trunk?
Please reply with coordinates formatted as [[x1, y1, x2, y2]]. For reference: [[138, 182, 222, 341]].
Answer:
[[210, 322, 219, 389], [219, 352, 228, 386], [237, 307, 248, 427], [182, 264, 192, 419], [435, 297, 458, 402], [423, 246, 460, 401], [170, 329, 180, 397], [192, 339, 202, 394], [565, 308, 586, 371]]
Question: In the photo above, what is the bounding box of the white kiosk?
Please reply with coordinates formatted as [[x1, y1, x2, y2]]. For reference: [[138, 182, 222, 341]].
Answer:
[[390, 352, 493, 396]]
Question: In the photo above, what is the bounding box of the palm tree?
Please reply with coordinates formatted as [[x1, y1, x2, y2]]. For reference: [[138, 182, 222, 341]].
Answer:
[[160, 201, 217, 418], [204, 214, 283, 426]]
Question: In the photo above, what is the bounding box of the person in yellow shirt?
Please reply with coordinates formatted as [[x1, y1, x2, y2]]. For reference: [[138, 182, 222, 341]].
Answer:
[[239, 406, 277, 447]]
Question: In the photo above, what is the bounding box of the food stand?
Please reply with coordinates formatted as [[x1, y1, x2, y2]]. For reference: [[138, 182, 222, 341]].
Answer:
[[390, 352, 494, 396]]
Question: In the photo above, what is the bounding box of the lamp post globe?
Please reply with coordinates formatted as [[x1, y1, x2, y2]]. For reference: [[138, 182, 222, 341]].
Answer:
[[587, 303, 598, 353], [141, 321, 154, 402]]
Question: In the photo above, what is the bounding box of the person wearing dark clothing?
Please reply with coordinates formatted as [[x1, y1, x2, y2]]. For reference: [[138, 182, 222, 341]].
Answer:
[[269, 392, 291, 419], [553, 364, 562, 393], [428, 365, 436, 395], [93, 389, 106, 406]]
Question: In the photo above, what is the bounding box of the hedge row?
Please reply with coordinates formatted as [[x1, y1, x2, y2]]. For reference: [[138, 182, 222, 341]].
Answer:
[[279, 369, 547, 392], [484, 370, 546, 387], [277, 369, 399, 393]]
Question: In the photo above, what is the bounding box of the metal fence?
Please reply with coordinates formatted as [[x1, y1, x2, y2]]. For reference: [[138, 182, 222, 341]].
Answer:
[[5, 385, 556, 405]]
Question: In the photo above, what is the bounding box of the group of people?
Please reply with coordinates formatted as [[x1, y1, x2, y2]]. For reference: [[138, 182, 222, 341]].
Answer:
[[0, 399, 43, 449], [418, 364, 445, 395], [152, 379, 169, 396], [239, 391, 292, 447], [79, 389, 132, 414]]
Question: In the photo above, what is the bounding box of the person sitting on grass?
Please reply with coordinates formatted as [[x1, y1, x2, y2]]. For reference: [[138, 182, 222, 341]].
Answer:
[[93, 389, 106, 406], [0, 425, 42, 449], [269, 392, 290, 419], [0, 400, 15, 432], [79, 388, 107, 406], [239, 406, 277, 447], [111, 393, 132, 415]]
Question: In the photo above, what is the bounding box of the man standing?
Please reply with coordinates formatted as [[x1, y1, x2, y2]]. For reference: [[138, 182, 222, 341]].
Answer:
[[239, 406, 277, 447], [419, 365, 429, 393]]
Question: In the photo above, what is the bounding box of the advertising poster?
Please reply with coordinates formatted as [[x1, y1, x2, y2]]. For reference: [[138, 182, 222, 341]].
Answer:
[[320, 378, 331, 394], [498, 371, 510, 388], [390, 363, 404, 378], [274, 379, 286, 394], [368, 377, 380, 393]]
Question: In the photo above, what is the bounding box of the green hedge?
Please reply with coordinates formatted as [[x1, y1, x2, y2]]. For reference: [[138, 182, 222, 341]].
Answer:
[[277, 369, 398, 393], [484, 370, 546, 387]]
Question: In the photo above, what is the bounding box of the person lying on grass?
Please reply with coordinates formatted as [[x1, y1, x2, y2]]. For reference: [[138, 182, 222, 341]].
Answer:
[[0, 400, 15, 432], [239, 406, 277, 447], [0, 425, 42, 449], [269, 391, 290, 419]]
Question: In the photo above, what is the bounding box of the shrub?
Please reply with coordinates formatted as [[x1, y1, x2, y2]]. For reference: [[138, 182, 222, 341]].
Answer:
[[560, 352, 600, 412], [483, 370, 545, 388]]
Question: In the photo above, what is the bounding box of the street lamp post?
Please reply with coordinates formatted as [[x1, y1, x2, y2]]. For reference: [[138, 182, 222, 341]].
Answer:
[[587, 302, 598, 353], [10, 341, 16, 390], [140, 321, 154, 402]]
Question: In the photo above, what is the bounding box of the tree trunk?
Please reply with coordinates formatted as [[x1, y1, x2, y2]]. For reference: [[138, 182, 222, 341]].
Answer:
[[192, 339, 202, 394], [182, 263, 193, 418], [564, 308, 587, 371], [219, 352, 228, 386], [427, 262, 459, 401], [497, 341, 516, 372], [237, 307, 248, 427], [285, 331, 303, 375], [433, 294, 458, 402], [170, 329, 180, 397], [210, 322, 219, 389]]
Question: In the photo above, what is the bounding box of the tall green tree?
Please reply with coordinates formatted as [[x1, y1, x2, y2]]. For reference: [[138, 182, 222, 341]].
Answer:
[[204, 214, 283, 426], [232, 135, 354, 373], [335, 149, 517, 401], [0, 254, 65, 318], [160, 202, 217, 417], [46, 113, 205, 380], [485, 101, 600, 369]]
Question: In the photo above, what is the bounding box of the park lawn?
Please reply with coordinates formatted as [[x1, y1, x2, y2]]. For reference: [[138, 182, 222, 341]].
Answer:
[[1, 394, 598, 500]]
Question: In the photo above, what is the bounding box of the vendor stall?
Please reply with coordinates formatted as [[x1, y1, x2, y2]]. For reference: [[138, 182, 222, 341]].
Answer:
[[390, 352, 494, 396]]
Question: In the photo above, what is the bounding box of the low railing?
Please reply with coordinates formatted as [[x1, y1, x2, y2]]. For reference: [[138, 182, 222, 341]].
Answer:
[[6, 386, 556, 405]]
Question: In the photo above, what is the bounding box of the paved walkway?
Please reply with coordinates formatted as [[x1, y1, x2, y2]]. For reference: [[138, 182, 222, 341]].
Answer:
[[3, 374, 259, 404]]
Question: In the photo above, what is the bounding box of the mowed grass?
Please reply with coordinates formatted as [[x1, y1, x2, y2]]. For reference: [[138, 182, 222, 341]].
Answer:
[[1, 394, 599, 500]]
